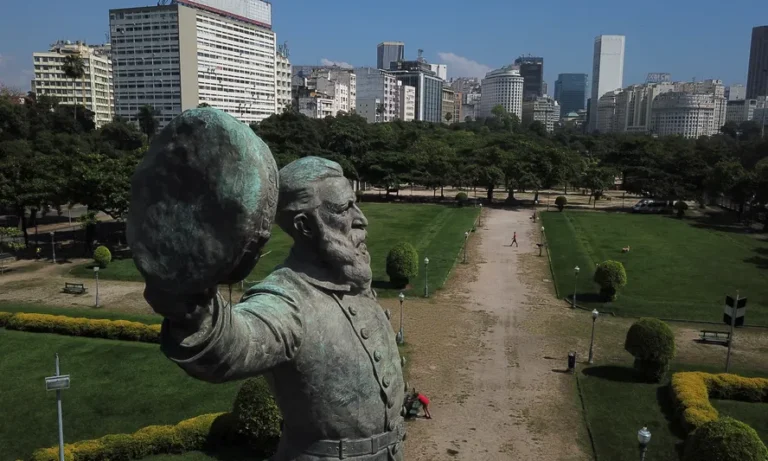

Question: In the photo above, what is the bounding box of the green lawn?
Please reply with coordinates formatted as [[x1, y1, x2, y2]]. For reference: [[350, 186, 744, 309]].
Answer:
[[542, 211, 768, 324], [578, 361, 768, 461], [0, 330, 240, 461], [0, 302, 161, 324], [70, 203, 479, 298]]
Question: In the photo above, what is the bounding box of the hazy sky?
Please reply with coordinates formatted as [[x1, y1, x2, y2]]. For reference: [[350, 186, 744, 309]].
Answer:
[[1, 0, 766, 93]]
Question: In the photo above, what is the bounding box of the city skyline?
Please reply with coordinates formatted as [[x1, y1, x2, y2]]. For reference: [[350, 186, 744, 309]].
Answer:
[[1, 0, 766, 95]]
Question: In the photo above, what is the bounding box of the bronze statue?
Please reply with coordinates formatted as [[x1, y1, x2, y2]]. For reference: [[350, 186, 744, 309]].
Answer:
[[128, 108, 406, 460]]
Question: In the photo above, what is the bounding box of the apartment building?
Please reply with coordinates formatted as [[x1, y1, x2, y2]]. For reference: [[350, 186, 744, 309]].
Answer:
[[109, 0, 277, 128], [522, 96, 560, 132], [32, 40, 114, 127], [355, 67, 398, 122], [479, 65, 524, 118], [397, 82, 416, 121], [275, 42, 292, 113], [442, 87, 455, 123], [292, 67, 356, 118]]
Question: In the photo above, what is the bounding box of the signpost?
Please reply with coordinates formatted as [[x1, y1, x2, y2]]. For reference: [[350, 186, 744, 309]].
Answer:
[[45, 354, 70, 461], [723, 293, 747, 373]]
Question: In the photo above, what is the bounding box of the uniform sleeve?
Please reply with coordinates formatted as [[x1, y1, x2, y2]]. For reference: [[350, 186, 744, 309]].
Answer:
[[160, 279, 304, 383]]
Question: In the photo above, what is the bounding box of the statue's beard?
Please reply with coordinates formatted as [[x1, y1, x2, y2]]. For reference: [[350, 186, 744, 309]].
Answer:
[[316, 226, 372, 294]]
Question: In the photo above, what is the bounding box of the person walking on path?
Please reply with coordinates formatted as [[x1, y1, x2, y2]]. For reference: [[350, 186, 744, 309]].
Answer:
[[510, 232, 518, 247]]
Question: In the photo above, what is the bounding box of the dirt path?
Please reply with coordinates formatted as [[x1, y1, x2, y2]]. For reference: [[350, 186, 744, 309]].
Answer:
[[403, 208, 588, 461]]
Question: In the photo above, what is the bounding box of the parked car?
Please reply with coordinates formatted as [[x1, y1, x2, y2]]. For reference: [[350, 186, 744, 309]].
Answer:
[[631, 200, 670, 214]]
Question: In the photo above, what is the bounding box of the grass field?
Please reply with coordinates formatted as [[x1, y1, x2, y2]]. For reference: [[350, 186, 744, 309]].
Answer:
[[542, 210, 768, 324], [0, 331, 240, 461], [70, 203, 479, 297], [578, 360, 768, 461]]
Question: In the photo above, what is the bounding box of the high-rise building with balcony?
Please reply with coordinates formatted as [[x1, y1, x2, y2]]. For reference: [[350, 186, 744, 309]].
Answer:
[[514, 55, 544, 100], [589, 35, 625, 132], [478, 65, 524, 118], [554, 73, 587, 117], [389, 60, 443, 122], [32, 40, 114, 127], [355, 67, 398, 123], [377, 42, 405, 71], [109, 0, 277, 128], [275, 42, 292, 113], [397, 82, 416, 122], [746, 26, 768, 99]]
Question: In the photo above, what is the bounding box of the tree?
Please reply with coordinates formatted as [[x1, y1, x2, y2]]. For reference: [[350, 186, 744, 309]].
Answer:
[[61, 54, 85, 122], [137, 105, 160, 139], [444, 111, 453, 124]]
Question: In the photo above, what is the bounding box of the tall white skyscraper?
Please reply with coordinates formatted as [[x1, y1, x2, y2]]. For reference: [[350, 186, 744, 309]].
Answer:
[[589, 35, 625, 132], [478, 65, 524, 119]]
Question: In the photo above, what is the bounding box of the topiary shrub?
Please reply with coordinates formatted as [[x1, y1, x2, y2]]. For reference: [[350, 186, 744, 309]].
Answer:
[[232, 378, 282, 455], [683, 417, 768, 461], [675, 200, 689, 218], [355, 189, 364, 203], [555, 196, 567, 211], [624, 318, 676, 383], [455, 192, 469, 207], [386, 242, 418, 288], [593, 260, 627, 301], [93, 245, 112, 268]]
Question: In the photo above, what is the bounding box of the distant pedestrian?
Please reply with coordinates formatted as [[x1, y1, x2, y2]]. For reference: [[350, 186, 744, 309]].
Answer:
[[511, 232, 518, 247], [35, 247, 41, 260]]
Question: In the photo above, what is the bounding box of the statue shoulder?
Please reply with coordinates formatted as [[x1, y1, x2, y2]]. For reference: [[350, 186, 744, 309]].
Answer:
[[240, 267, 313, 304]]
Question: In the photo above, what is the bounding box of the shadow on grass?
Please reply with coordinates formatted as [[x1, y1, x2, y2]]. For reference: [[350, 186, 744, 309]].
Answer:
[[744, 246, 768, 270], [570, 292, 606, 304], [582, 365, 644, 383], [656, 384, 688, 457], [673, 208, 756, 235], [371, 280, 412, 291]]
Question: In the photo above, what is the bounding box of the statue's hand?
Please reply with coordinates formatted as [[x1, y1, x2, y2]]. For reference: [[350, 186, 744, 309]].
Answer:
[[144, 283, 217, 331]]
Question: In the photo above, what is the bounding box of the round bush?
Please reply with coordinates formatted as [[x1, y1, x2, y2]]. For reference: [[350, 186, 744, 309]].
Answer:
[[675, 200, 689, 217], [683, 417, 768, 461], [93, 245, 112, 268], [624, 318, 676, 382], [232, 378, 282, 453], [555, 196, 567, 211], [386, 242, 419, 288], [355, 189, 364, 203], [593, 260, 627, 301], [455, 192, 469, 207]]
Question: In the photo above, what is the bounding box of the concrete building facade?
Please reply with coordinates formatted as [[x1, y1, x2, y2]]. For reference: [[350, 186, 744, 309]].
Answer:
[[109, 0, 277, 128], [746, 26, 768, 99], [442, 86, 455, 123], [522, 96, 560, 132], [275, 42, 291, 113], [355, 67, 398, 122], [377, 41, 404, 71], [293, 68, 356, 118], [429, 64, 447, 81], [479, 65, 524, 119], [397, 83, 416, 122], [725, 99, 757, 124], [589, 35, 625, 132], [32, 40, 114, 127], [554, 73, 587, 117], [725, 84, 746, 101], [389, 60, 443, 122]]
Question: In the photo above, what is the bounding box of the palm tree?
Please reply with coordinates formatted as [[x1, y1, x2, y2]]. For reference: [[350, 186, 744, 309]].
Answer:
[[137, 105, 160, 139], [376, 103, 385, 123], [61, 54, 85, 121]]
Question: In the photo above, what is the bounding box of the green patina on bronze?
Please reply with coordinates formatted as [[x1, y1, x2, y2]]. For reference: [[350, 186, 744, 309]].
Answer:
[[127, 107, 278, 294]]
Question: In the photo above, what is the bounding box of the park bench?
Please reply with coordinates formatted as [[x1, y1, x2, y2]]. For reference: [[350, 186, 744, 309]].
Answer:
[[63, 282, 87, 295], [699, 330, 731, 345], [0, 253, 14, 263]]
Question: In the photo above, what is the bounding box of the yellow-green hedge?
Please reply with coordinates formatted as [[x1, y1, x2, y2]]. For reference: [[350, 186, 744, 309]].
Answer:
[[29, 412, 232, 461], [671, 372, 768, 432], [3, 313, 161, 343]]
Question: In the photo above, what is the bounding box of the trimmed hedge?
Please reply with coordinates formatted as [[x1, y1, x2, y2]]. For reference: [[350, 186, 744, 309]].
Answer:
[[233, 378, 282, 454], [385, 242, 418, 288], [93, 246, 112, 268], [683, 417, 768, 461], [555, 196, 567, 211], [29, 412, 233, 461], [671, 371, 768, 432], [624, 318, 676, 383], [3, 313, 161, 343], [455, 192, 468, 206], [593, 260, 627, 301]]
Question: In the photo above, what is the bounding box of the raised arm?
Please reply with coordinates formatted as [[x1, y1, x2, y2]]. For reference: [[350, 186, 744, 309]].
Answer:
[[145, 281, 303, 383]]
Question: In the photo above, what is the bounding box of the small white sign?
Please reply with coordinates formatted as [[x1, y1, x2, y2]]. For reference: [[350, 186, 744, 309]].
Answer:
[[45, 375, 71, 391]]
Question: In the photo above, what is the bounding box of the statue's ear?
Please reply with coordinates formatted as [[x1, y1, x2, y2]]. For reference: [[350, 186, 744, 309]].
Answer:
[[293, 212, 313, 239]]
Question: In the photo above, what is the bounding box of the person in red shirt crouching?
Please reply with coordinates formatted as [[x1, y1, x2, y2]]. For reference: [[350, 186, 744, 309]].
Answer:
[[415, 390, 432, 419]]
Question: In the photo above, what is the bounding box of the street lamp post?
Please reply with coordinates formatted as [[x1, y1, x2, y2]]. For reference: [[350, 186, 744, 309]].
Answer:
[[573, 266, 580, 308], [93, 266, 100, 308], [51, 232, 56, 264], [463, 231, 469, 263], [588, 309, 599, 364], [397, 292, 405, 344], [637, 427, 652, 461], [424, 257, 430, 298]]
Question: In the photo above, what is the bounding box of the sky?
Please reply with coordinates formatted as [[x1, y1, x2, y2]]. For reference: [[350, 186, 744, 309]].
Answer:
[[1, 0, 767, 94]]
